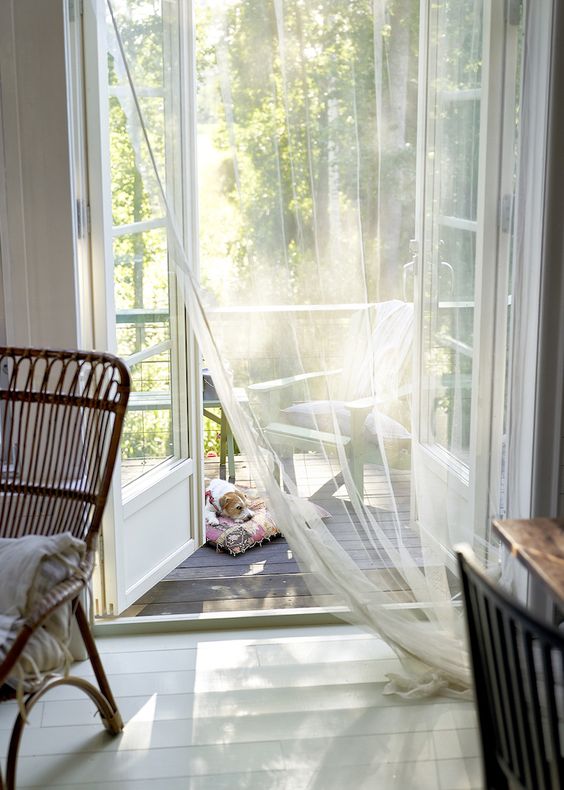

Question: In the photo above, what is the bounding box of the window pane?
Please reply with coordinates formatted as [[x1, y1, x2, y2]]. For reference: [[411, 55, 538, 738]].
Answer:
[[438, 0, 483, 90], [121, 353, 174, 485], [113, 227, 171, 358], [109, 95, 166, 225], [422, 0, 483, 464], [195, 0, 418, 306], [439, 97, 481, 220], [106, 0, 184, 487]]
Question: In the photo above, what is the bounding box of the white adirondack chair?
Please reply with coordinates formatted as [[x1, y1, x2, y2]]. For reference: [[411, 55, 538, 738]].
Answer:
[[248, 300, 414, 497]]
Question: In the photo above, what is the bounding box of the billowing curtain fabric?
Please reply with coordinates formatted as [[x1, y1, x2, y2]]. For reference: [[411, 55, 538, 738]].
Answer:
[[106, 0, 521, 697]]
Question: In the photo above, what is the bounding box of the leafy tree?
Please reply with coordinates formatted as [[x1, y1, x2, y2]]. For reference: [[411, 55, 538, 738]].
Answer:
[[197, 0, 419, 304], [106, 0, 422, 466]]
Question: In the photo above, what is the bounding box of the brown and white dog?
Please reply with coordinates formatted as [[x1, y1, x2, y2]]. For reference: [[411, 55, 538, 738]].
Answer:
[[204, 478, 254, 527]]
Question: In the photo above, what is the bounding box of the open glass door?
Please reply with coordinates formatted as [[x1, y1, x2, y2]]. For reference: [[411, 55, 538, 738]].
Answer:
[[413, 0, 521, 557], [85, 0, 204, 615], [79, 0, 522, 617]]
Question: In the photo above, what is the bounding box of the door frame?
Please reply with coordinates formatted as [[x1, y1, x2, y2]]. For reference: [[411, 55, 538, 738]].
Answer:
[[2, 0, 561, 633]]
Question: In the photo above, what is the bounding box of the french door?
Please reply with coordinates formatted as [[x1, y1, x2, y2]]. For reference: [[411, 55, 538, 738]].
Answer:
[[79, 0, 523, 614], [83, 0, 204, 615], [413, 0, 521, 557]]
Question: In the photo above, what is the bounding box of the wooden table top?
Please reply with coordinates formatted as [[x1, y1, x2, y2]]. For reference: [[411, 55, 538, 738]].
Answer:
[[492, 517, 564, 610]]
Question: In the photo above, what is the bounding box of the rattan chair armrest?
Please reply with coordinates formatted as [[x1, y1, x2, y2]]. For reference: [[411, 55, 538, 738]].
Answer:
[[0, 562, 92, 687], [24, 576, 86, 632], [24, 552, 95, 629]]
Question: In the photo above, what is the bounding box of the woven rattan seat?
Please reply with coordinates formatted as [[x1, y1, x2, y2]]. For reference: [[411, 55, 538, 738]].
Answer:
[[0, 348, 129, 790]]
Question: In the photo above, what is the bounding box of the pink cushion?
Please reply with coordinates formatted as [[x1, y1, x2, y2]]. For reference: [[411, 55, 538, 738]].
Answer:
[[206, 496, 281, 555]]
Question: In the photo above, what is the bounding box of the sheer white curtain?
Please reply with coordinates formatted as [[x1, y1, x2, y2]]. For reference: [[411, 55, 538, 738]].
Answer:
[[106, 0, 522, 697]]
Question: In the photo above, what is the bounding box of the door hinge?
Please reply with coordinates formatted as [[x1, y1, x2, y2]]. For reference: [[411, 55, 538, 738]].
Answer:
[[499, 194, 513, 234], [76, 198, 91, 239], [505, 0, 521, 27]]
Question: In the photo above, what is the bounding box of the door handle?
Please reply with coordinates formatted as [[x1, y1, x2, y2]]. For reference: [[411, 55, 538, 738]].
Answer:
[[402, 239, 418, 302], [440, 260, 454, 299]]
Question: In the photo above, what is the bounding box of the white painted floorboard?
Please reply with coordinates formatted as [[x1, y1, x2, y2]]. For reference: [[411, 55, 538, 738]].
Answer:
[[0, 626, 482, 789]]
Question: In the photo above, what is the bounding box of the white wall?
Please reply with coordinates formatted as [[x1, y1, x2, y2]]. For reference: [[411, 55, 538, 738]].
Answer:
[[530, 0, 564, 519], [559, 413, 564, 515], [0, 235, 6, 346], [0, 0, 80, 348]]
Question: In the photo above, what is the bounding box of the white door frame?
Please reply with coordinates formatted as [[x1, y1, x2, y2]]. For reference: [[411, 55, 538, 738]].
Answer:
[[82, 0, 204, 615]]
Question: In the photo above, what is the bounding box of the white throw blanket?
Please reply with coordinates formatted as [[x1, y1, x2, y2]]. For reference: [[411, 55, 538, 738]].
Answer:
[[0, 533, 86, 691]]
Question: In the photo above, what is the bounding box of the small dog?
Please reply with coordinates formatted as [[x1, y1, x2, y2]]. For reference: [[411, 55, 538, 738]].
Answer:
[[204, 478, 254, 527]]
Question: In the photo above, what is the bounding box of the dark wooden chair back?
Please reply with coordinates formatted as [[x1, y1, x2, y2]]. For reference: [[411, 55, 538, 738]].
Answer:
[[457, 545, 564, 790]]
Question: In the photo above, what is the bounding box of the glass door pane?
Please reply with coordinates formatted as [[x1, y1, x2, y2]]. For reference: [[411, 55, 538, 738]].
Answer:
[[105, 0, 185, 486], [421, 0, 483, 471]]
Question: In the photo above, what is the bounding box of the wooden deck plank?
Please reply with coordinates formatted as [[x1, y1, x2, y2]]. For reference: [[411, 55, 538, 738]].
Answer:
[[136, 574, 319, 605], [135, 586, 416, 616], [164, 560, 402, 580], [177, 541, 290, 568], [136, 568, 410, 606]]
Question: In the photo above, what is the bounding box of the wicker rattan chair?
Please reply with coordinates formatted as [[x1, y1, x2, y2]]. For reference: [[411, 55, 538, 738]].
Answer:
[[457, 545, 564, 790], [0, 348, 130, 790]]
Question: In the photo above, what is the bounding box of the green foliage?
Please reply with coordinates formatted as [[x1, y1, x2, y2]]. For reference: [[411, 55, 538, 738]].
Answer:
[[108, 0, 423, 470], [203, 410, 222, 457], [197, 0, 420, 304], [121, 409, 173, 461], [107, 2, 176, 472]]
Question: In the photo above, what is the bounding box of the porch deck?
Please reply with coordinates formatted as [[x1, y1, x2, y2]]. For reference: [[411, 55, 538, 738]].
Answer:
[[124, 452, 417, 616]]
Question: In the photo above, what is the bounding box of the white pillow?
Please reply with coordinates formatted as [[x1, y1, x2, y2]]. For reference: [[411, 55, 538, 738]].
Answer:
[[365, 410, 411, 441], [282, 400, 410, 441], [282, 400, 349, 433]]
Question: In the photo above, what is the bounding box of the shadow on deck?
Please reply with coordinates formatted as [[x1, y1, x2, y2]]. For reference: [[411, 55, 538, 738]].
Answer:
[[125, 452, 418, 616]]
